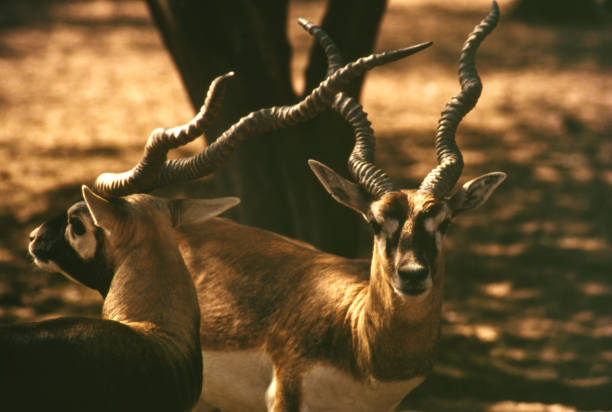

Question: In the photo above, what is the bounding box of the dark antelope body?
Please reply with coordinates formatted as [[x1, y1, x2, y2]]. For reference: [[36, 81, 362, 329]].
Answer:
[[5, 188, 235, 412], [26, 5, 504, 411]]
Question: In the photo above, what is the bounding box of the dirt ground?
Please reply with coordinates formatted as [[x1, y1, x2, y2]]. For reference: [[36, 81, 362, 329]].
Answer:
[[0, 0, 610, 411]]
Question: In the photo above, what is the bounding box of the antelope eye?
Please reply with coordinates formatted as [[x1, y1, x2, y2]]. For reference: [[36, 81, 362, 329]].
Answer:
[[438, 219, 451, 234], [369, 219, 382, 234], [69, 217, 86, 236]]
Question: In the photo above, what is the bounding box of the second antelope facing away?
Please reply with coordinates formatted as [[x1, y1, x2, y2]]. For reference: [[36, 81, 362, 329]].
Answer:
[[9, 187, 238, 411]]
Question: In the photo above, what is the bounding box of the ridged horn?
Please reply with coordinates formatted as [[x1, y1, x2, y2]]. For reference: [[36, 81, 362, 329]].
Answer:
[[95, 24, 429, 197], [299, 18, 432, 198], [419, 1, 499, 199], [151, 42, 431, 188], [94, 72, 234, 197]]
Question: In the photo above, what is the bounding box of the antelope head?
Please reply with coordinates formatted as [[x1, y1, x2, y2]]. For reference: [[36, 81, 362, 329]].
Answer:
[[307, 1, 505, 300]]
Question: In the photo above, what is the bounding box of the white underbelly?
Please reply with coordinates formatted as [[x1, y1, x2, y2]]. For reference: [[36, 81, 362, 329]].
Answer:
[[195, 349, 424, 412], [198, 349, 273, 412], [302, 365, 425, 412]]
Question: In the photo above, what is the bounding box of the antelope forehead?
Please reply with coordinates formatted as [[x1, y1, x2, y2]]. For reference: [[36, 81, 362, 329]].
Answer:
[[370, 202, 402, 234]]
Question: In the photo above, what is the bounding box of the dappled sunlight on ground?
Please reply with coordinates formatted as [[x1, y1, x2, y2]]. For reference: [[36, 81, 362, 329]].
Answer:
[[1, 0, 610, 411]]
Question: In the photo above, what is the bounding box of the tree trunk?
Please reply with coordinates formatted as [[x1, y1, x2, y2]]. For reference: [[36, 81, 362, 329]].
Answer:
[[509, 0, 605, 24], [145, 0, 386, 257]]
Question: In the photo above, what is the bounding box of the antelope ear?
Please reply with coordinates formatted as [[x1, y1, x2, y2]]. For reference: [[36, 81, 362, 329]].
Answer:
[[308, 159, 371, 219], [81, 186, 123, 234], [170, 197, 240, 227], [449, 172, 506, 215]]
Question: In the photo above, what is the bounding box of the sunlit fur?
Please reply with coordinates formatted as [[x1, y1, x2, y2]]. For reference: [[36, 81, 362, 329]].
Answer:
[[95, 194, 201, 346], [22, 190, 209, 411], [30, 176, 502, 411], [176, 190, 456, 411]]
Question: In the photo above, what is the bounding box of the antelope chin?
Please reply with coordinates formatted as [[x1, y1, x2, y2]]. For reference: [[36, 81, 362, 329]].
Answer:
[[393, 278, 433, 298], [31, 256, 62, 274], [28, 241, 41, 264], [402, 286, 428, 297], [28, 241, 57, 273]]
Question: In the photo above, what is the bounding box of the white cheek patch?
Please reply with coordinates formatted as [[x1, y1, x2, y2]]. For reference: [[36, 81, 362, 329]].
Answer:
[[370, 203, 400, 236], [374, 219, 400, 257], [383, 219, 399, 236], [424, 208, 449, 234], [65, 218, 98, 260]]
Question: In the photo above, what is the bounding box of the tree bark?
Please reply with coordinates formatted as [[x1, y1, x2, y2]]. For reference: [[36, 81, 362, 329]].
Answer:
[[509, 0, 605, 24], [145, 0, 387, 257]]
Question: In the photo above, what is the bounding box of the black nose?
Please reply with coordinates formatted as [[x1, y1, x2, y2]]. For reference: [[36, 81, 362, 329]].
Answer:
[[398, 266, 429, 285]]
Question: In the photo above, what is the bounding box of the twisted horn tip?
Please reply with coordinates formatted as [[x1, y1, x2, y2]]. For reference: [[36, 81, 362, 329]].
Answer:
[[214, 71, 235, 84], [401, 41, 433, 56], [297, 17, 314, 30], [491, 1, 499, 15], [210, 71, 235, 87]]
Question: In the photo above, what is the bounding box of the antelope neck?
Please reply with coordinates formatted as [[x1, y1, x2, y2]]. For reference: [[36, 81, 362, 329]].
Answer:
[[102, 238, 199, 346], [349, 246, 443, 380]]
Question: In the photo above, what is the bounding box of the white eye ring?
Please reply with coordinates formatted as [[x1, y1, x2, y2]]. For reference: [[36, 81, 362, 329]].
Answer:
[[383, 219, 399, 235], [69, 217, 86, 236], [65, 217, 97, 260], [424, 207, 449, 234]]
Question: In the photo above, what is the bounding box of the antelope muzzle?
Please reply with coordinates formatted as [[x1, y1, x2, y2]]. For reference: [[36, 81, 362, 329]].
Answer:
[[396, 263, 432, 297]]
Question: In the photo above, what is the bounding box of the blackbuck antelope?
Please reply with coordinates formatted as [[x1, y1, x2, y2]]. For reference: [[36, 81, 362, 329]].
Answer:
[[188, 5, 502, 411], [5, 186, 231, 411], [25, 23, 426, 412]]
